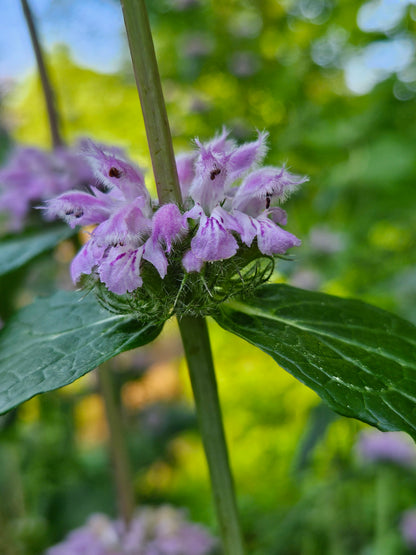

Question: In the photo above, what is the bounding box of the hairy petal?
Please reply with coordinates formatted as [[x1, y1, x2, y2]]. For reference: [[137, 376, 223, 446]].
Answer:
[[176, 152, 196, 198], [70, 241, 101, 283], [233, 166, 307, 216], [190, 213, 238, 262], [189, 146, 229, 213], [82, 140, 150, 204], [267, 206, 288, 225], [182, 249, 204, 273], [204, 126, 235, 153], [93, 200, 151, 247], [45, 191, 112, 228], [227, 130, 269, 183], [142, 238, 168, 278], [151, 203, 187, 252], [228, 210, 258, 247], [255, 216, 301, 255], [184, 203, 204, 221], [99, 246, 144, 294]]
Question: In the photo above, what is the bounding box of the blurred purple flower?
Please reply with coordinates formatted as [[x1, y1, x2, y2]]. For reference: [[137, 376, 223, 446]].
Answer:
[[401, 509, 416, 548], [48, 130, 306, 296], [0, 144, 94, 232], [356, 429, 416, 467], [46, 506, 217, 555], [308, 226, 344, 254], [290, 268, 321, 290], [181, 33, 214, 59], [229, 52, 260, 77]]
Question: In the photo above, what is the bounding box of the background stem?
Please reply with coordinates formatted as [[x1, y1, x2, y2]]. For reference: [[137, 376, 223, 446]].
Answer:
[[98, 361, 135, 525], [178, 316, 245, 555], [20, 0, 63, 149], [375, 466, 394, 555], [120, 0, 181, 205]]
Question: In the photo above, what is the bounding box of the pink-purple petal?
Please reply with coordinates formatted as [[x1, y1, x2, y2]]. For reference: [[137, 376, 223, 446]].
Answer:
[[176, 152, 196, 198], [229, 210, 258, 247], [256, 217, 301, 255], [45, 191, 112, 228], [190, 213, 238, 262], [82, 140, 150, 203], [143, 238, 168, 279], [70, 241, 99, 283], [99, 246, 144, 294], [182, 250, 204, 273], [184, 203, 204, 221], [189, 147, 229, 213], [227, 130, 269, 182], [204, 127, 235, 152], [233, 166, 307, 216], [267, 206, 288, 225], [151, 203, 187, 252]]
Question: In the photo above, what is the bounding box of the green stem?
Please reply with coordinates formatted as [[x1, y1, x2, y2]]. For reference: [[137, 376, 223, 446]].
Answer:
[[20, 0, 63, 148], [375, 466, 393, 555], [98, 362, 135, 525], [120, 0, 181, 205], [120, 2, 245, 551], [178, 316, 245, 555]]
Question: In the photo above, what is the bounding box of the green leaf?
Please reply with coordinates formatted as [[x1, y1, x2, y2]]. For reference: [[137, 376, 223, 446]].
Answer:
[[292, 403, 337, 474], [0, 290, 163, 413], [0, 225, 75, 277], [215, 284, 416, 439]]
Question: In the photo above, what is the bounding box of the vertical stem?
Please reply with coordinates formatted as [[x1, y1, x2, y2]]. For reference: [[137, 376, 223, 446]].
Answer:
[[120, 0, 181, 205], [375, 466, 393, 555], [120, 1, 245, 552], [178, 316, 245, 555], [20, 0, 63, 148], [98, 362, 135, 525]]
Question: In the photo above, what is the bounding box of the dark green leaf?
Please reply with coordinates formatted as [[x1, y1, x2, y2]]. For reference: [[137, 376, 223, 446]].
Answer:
[[0, 225, 75, 277], [0, 291, 163, 413], [215, 284, 416, 439]]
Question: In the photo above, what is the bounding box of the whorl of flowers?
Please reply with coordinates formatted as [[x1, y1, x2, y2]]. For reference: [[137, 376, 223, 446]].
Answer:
[[0, 143, 94, 232], [46, 505, 218, 555], [47, 130, 307, 320]]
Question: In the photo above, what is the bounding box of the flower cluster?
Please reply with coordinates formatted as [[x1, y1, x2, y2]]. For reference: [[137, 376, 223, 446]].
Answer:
[[47, 130, 306, 319], [356, 429, 416, 468], [46, 506, 218, 555], [0, 143, 94, 232]]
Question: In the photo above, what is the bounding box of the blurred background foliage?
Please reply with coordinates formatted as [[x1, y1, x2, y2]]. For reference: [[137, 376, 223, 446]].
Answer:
[[1, 0, 416, 553]]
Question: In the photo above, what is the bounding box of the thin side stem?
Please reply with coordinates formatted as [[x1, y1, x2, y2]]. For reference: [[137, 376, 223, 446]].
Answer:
[[98, 362, 135, 525], [20, 0, 63, 148], [120, 0, 181, 205], [178, 316, 245, 555]]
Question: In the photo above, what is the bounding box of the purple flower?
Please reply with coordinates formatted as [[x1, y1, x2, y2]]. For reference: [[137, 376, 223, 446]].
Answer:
[[0, 144, 94, 232], [356, 430, 416, 467], [46, 506, 218, 555], [401, 509, 416, 548], [48, 143, 190, 294], [48, 131, 306, 307], [182, 129, 306, 270]]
